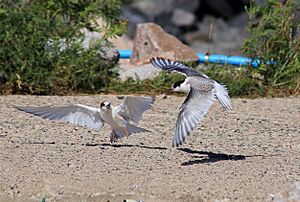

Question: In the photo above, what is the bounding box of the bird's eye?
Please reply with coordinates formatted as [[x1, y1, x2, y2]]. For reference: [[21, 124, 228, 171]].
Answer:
[[173, 80, 184, 88]]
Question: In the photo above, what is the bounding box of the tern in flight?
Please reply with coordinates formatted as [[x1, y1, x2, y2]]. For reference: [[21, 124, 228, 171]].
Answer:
[[16, 96, 155, 143], [150, 57, 231, 147]]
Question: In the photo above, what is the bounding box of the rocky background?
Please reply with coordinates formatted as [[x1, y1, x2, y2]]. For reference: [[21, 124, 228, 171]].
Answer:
[[120, 0, 254, 55]]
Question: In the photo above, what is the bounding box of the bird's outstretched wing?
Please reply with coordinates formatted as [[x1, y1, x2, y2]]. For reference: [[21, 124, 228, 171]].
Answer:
[[150, 57, 209, 78], [16, 104, 104, 129], [117, 96, 155, 124], [173, 78, 216, 147]]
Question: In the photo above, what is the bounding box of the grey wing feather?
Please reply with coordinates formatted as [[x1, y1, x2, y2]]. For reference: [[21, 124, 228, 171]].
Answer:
[[150, 57, 209, 78], [118, 96, 155, 123], [173, 80, 216, 147], [16, 104, 104, 129]]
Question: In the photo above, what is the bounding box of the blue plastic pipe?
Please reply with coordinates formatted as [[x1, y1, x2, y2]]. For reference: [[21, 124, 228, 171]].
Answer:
[[119, 49, 132, 59], [118, 49, 261, 68], [197, 53, 260, 68]]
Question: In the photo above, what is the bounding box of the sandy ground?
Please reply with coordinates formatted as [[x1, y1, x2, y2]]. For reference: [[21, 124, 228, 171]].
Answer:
[[0, 95, 299, 202]]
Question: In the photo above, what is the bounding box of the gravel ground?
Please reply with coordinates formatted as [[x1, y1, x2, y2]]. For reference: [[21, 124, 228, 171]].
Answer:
[[0, 95, 299, 202]]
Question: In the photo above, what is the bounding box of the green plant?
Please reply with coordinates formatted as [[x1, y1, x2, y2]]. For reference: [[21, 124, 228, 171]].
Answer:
[[0, 0, 127, 94], [203, 65, 260, 97], [242, 0, 300, 93]]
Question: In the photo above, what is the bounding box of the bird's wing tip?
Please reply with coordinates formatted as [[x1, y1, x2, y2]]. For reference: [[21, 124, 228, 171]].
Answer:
[[150, 96, 156, 103], [172, 143, 181, 147], [14, 106, 28, 111]]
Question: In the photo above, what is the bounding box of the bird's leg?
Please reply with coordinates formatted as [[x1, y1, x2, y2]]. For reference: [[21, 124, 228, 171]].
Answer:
[[124, 128, 129, 139], [113, 130, 118, 141]]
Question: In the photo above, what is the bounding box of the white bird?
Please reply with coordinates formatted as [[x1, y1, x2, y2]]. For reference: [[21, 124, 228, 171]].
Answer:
[[150, 57, 231, 147], [16, 96, 155, 143]]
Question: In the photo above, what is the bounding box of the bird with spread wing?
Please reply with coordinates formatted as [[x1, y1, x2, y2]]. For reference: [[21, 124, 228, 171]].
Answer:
[[16, 96, 155, 143], [150, 57, 231, 147]]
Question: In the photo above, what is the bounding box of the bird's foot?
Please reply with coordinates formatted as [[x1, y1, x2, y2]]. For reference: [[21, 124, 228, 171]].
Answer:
[[110, 130, 119, 143]]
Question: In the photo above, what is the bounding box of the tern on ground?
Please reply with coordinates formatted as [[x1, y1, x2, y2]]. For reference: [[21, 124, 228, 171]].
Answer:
[[16, 96, 155, 143], [150, 57, 231, 147]]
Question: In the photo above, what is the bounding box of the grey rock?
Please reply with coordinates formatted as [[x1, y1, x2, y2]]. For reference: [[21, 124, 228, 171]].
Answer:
[[81, 29, 119, 63], [228, 12, 249, 28], [121, 6, 149, 38], [198, 15, 229, 32], [121, 0, 201, 39], [81, 28, 103, 50], [131, 0, 170, 19], [46, 28, 119, 64], [119, 63, 161, 81], [171, 8, 195, 27], [172, 0, 200, 13], [184, 16, 228, 43], [186, 15, 249, 55], [131, 0, 199, 18]]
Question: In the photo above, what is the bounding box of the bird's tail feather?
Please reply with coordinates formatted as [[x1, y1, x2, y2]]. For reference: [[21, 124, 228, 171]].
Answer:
[[214, 82, 231, 110], [127, 124, 150, 134], [110, 124, 150, 142]]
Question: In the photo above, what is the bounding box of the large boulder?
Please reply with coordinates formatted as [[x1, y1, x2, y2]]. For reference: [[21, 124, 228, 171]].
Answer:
[[130, 23, 199, 65]]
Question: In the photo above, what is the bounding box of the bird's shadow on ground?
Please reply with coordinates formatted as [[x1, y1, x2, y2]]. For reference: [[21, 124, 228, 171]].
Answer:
[[85, 142, 168, 150], [85, 143, 265, 165], [177, 148, 263, 166]]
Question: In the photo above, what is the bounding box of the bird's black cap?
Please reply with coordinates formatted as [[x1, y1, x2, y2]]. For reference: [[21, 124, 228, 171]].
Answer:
[[172, 80, 185, 88]]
